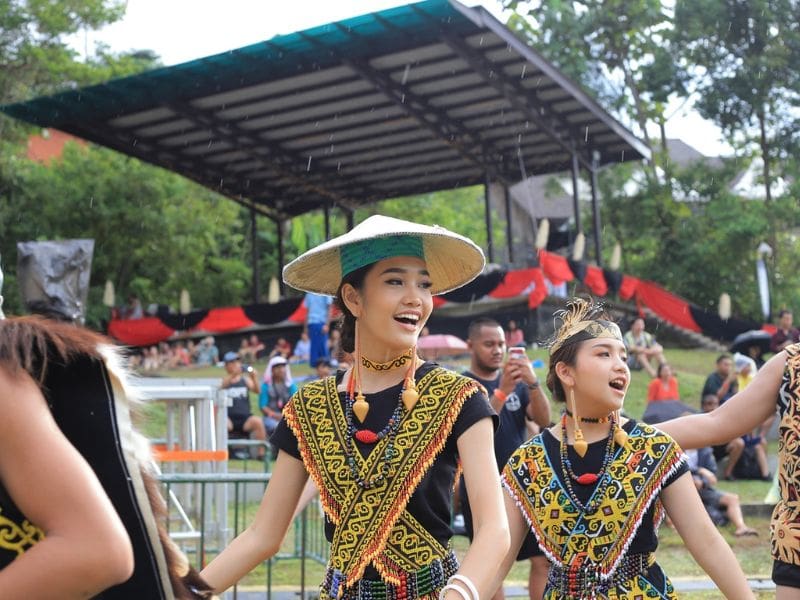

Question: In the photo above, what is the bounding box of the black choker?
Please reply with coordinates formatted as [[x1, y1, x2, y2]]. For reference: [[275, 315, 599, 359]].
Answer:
[[564, 408, 610, 424]]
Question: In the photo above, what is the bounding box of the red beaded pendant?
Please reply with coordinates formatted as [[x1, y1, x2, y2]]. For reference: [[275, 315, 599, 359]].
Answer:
[[575, 473, 599, 485], [354, 429, 379, 444]]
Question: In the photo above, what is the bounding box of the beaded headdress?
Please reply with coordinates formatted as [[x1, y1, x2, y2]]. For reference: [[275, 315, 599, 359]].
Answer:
[[548, 298, 628, 456], [548, 299, 622, 356]]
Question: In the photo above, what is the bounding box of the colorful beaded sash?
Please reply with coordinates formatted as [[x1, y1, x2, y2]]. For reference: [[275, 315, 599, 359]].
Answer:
[[321, 549, 458, 599], [773, 343, 800, 566], [284, 367, 479, 590], [0, 484, 45, 565], [502, 422, 684, 588]]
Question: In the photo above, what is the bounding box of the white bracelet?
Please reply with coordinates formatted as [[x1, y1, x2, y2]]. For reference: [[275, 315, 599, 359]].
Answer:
[[439, 584, 471, 600], [448, 574, 480, 600]]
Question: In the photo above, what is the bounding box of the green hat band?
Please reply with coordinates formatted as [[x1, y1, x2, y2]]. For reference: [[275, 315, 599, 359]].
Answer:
[[340, 235, 424, 277]]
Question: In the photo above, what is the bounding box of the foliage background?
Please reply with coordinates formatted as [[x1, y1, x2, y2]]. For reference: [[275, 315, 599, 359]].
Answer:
[[1, 0, 799, 329]]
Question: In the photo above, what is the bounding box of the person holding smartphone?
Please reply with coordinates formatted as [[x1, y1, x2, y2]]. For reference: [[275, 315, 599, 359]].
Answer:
[[460, 317, 551, 600]]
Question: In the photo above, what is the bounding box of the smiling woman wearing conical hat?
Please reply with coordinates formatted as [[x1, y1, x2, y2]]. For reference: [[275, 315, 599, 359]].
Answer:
[[202, 215, 509, 599]]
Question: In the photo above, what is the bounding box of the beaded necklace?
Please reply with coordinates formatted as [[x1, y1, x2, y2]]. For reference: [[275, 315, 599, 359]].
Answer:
[[564, 408, 610, 424], [344, 373, 405, 488], [558, 412, 617, 513]]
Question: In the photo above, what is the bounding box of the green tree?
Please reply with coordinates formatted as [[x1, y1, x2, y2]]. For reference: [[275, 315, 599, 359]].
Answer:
[[0, 0, 159, 141], [0, 142, 254, 327], [504, 0, 684, 182], [363, 186, 506, 255], [672, 0, 800, 204]]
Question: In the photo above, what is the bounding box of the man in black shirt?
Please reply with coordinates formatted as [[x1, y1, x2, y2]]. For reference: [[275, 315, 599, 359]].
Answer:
[[460, 317, 550, 600], [221, 351, 266, 460]]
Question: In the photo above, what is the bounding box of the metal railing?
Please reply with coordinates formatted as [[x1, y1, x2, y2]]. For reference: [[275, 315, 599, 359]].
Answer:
[[158, 471, 329, 599]]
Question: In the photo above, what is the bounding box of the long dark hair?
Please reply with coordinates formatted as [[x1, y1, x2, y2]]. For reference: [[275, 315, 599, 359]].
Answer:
[[334, 264, 373, 354], [546, 343, 580, 404]]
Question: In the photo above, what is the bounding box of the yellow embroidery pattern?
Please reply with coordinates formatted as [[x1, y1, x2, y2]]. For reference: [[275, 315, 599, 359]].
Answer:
[[503, 422, 682, 598], [0, 509, 44, 557], [284, 367, 478, 587]]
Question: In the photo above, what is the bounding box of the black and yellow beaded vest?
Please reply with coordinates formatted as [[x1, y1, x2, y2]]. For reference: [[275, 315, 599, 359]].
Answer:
[[283, 366, 479, 588], [503, 422, 684, 585]]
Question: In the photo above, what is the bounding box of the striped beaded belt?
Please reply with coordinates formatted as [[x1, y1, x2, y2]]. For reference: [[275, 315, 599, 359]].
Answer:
[[320, 550, 458, 599], [547, 552, 656, 597]]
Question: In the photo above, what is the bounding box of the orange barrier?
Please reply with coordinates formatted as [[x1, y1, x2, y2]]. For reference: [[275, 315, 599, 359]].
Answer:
[[154, 449, 228, 462]]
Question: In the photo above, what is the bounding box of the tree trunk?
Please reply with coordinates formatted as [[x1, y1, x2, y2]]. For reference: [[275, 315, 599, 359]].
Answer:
[[623, 64, 658, 184], [758, 106, 772, 204]]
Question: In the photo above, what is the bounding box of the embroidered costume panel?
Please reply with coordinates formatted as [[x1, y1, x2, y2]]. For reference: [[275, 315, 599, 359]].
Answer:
[[0, 483, 44, 564], [502, 419, 686, 599], [272, 362, 493, 594]]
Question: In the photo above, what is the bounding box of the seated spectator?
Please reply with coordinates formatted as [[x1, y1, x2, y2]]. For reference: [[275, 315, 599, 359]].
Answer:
[[269, 337, 292, 359], [195, 336, 219, 366], [735, 352, 777, 452], [122, 294, 143, 319], [327, 327, 343, 365], [221, 352, 266, 460], [291, 331, 311, 363], [701, 353, 738, 404], [734, 353, 757, 390], [247, 334, 265, 360], [505, 319, 525, 347], [686, 444, 758, 537], [642, 364, 695, 425], [168, 341, 191, 368], [623, 317, 665, 377], [185, 339, 200, 366], [259, 356, 297, 436], [297, 357, 334, 385], [238, 338, 255, 363], [142, 346, 161, 373], [770, 308, 800, 353], [701, 394, 770, 481], [647, 363, 680, 402]]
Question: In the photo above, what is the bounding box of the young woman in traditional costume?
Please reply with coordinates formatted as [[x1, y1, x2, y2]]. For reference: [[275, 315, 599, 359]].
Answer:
[[0, 280, 213, 597], [497, 298, 754, 599], [202, 215, 509, 599], [659, 342, 800, 598]]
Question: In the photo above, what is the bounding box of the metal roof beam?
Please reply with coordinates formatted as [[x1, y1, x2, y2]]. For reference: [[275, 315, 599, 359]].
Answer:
[[436, 29, 592, 172], [164, 99, 362, 211], [298, 26, 510, 185]]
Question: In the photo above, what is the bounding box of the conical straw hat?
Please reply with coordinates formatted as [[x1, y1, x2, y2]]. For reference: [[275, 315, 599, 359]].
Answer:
[[283, 215, 485, 296]]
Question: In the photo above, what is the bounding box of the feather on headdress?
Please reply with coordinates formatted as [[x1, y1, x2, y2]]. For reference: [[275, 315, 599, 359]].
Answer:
[[548, 298, 622, 355]]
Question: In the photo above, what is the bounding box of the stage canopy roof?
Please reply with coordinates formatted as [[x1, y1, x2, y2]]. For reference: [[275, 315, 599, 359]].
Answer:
[[2, 0, 650, 221]]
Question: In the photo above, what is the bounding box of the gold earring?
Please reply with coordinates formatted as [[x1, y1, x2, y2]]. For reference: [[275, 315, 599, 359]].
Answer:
[[613, 409, 628, 447], [352, 321, 369, 422], [569, 388, 588, 457], [401, 346, 419, 411]]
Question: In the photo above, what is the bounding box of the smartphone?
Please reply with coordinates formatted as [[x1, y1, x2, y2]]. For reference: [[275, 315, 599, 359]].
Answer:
[[508, 347, 527, 360]]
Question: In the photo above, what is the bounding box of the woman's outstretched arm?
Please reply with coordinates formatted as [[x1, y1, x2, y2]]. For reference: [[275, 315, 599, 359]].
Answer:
[[0, 365, 134, 598], [660, 350, 784, 449], [450, 417, 510, 598], [662, 472, 755, 599], [200, 450, 308, 593]]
